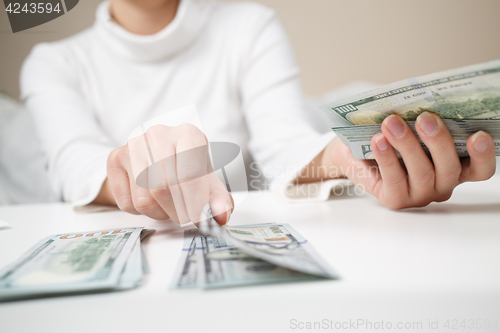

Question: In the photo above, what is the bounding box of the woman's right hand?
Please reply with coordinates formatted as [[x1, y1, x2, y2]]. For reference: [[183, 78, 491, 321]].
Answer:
[[96, 123, 233, 225]]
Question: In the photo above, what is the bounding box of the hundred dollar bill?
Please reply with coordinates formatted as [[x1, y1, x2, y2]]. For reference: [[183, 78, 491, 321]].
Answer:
[[342, 136, 500, 160], [195, 230, 319, 289], [116, 237, 143, 290], [170, 229, 199, 289], [333, 119, 500, 137], [0, 227, 144, 301], [333, 119, 500, 159], [199, 209, 338, 279], [320, 60, 500, 126], [171, 227, 330, 289]]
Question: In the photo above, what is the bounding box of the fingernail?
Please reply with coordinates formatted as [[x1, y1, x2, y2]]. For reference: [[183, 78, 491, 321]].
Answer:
[[375, 134, 389, 151], [225, 202, 232, 224], [471, 131, 489, 152], [385, 115, 406, 137], [417, 112, 439, 136]]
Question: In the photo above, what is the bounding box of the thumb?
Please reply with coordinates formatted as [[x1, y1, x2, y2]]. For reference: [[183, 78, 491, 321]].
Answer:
[[210, 189, 234, 225]]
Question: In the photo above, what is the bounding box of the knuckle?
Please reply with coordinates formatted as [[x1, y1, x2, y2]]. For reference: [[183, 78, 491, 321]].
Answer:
[[177, 123, 207, 141], [382, 192, 414, 210], [485, 166, 496, 180], [476, 169, 495, 181], [386, 198, 410, 210], [118, 202, 137, 214], [466, 164, 496, 182], [386, 202, 404, 210], [427, 139, 452, 156], [439, 167, 462, 186], [178, 168, 206, 185], [477, 162, 497, 181], [178, 123, 199, 133], [150, 188, 172, 200], [410, 187, 435, 206], [146, 124, 169, 138], [392, 130, 418, 149], [409, 197, 432, 208], [435, 191, 453, 202], [107, 147, 125, 170], [134, 196, 158, 213], [413, 171, 435, 186], [385, 174, 408, 191], [450, 166, 462, 180], [376, 154, 400, 170]]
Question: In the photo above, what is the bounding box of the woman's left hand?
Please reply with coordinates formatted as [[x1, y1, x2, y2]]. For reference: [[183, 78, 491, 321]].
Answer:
[[325, 112, 497, 209]]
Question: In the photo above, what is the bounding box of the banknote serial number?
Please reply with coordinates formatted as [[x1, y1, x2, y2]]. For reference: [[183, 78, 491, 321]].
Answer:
[[5, 2, 62, 14]]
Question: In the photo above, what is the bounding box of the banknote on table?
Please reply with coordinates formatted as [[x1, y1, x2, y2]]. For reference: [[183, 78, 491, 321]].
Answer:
[[196, 227, 325, 289], [171, 208, 338, 289], [170, 228, 321, 289], [319, 59, 500, 159], [0, 227, 153, 301], [170, 229, 199, 289]]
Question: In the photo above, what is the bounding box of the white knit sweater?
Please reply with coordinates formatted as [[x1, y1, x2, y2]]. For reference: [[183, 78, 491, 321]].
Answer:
[[21, 0, 342, 206]]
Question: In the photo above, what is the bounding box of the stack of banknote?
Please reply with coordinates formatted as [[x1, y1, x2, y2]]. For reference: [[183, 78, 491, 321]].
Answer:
[[320, 60, 500, 159], [171, 210, 338, 289], [0, 227, 153, 301]]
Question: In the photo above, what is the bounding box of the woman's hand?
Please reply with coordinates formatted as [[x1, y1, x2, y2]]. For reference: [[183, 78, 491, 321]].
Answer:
[[95, 124, 233, 225], [326, 112, 497, 209]]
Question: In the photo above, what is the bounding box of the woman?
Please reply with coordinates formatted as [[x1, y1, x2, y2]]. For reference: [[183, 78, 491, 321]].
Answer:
[[21, 0, 497, 225]]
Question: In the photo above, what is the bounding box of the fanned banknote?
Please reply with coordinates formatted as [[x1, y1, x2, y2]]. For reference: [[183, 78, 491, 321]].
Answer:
[[171, 228, 321, 289], [0, 227, 153, 301], [196, 229, 322, 288], [170, 229, 199, 289], [319, 60, 500, 159], [171, 207, 338, 289]]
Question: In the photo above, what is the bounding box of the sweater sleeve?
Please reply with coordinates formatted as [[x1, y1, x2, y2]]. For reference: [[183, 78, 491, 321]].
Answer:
[[20, 43, 115, 206], [239, 9, 349, 200]]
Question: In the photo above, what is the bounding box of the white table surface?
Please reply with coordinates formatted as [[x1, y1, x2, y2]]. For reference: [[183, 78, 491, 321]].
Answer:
[[1, 178, 499, 333]]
